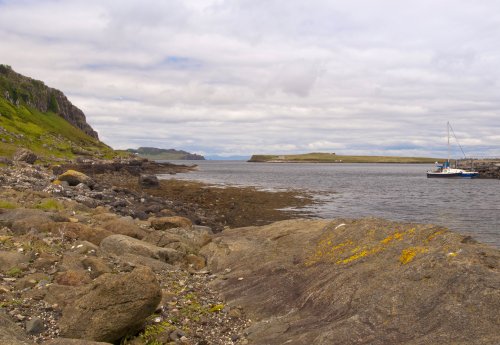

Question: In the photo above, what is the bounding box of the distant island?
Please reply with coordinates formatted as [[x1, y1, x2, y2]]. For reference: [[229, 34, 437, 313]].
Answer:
[[249, 152, 440, 164], [127, 147, 205, 160]]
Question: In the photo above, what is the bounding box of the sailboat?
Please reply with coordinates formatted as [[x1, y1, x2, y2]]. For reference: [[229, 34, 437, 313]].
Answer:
[[426, 122, 479, 178]]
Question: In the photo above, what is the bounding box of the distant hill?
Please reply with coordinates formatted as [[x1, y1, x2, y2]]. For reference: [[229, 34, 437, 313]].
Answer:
[[127, 147, 205, 160], [0, 64, 117, 161], [249, 152, 440, 163]]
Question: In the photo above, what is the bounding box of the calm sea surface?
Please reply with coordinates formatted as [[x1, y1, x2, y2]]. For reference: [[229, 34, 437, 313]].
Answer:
[[159, 161, 500, 248]]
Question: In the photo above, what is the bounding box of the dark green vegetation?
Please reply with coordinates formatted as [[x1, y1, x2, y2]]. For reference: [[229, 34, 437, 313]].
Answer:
[[0, 64, 119, 161], [127, 147, 205, 160], [249, 152, 440, 163]]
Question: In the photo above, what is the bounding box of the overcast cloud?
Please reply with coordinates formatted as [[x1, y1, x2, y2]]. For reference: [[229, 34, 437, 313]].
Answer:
[[0, 0, 499, 158]]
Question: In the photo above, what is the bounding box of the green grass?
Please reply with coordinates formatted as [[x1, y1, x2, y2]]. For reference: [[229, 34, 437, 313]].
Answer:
[[35, 198, 64, 211], [249, 152, 441, 164], [0, 200, 17, 209], [0, 97, 118, 161], [6, 267, 22, 277]]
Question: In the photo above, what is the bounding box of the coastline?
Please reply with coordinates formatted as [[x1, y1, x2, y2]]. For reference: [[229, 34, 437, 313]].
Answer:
[[0, 159, 498, 345]]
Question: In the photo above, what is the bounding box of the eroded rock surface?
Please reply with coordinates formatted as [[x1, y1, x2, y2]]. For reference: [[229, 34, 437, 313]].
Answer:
[[58, 266, 161, 343], [201, 218, 500, 345]]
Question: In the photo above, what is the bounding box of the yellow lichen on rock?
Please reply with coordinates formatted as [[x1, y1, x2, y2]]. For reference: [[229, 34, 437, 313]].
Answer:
[[306, 225, 433, 266], [399, 247, 428, 264], [425, 230, 446, 243]]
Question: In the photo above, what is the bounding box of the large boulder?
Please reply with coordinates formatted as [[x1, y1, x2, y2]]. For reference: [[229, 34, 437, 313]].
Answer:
[[0, 312, 31, 345], [59, 266, 161, 343], [13, 149, 37, 165], [100, 234, 183, 264], [56, 170, 95, 188], [201, 218, 500, 345]]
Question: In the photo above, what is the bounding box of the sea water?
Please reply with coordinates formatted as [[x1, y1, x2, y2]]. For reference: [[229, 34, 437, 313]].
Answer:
[[159, 161, 500, 248]]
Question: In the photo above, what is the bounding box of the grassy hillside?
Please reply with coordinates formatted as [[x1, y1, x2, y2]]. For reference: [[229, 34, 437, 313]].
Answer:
[[249, 152, 440, 164], [0, 97, 116, 161]]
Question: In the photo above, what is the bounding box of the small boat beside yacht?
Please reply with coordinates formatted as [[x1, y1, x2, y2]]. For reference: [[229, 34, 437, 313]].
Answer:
[[426, 122, 479, 179]]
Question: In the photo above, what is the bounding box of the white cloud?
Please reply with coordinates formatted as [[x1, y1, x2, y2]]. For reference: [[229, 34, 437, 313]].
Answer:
[[0, 0, 499, 157]]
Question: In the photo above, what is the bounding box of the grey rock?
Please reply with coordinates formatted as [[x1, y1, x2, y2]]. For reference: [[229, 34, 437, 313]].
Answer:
[[74, 195, 98, 208], [25, 317, 44, 335]]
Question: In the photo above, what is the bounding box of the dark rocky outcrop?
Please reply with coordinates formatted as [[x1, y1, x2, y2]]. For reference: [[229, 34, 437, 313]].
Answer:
[[0, 65, 98, 139], [202, 218, 500, 345], [464, 159, 500, 179], [138, 174, 159, 188]]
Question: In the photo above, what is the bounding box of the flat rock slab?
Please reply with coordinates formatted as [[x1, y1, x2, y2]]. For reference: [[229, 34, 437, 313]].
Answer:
[[201, 218, 500, 345]]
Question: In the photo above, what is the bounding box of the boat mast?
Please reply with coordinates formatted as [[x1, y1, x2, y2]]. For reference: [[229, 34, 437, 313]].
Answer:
[[447, 121, 450, 165]]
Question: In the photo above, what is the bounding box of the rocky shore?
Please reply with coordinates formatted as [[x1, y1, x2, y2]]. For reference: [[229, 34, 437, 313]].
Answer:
[[0, 154, 499, 345], [0, 157, 254, 345]]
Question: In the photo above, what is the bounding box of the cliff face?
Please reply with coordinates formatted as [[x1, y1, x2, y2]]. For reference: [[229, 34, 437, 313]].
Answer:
[[0, 64, 98, 139]]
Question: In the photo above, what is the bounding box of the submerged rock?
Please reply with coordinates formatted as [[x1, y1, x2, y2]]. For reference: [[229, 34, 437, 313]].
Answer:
[[202, 218, 500, 345]]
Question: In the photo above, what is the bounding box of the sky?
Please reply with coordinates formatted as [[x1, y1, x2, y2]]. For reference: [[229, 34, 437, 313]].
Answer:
[[0, 0, 499, 158]]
